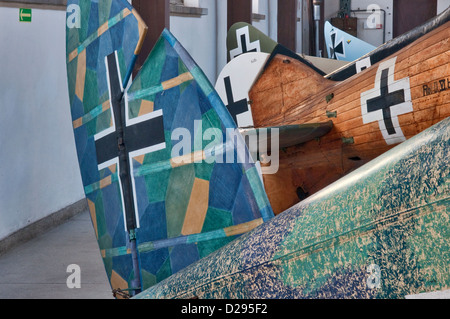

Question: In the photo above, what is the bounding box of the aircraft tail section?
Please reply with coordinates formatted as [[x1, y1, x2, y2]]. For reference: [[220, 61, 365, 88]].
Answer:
[[324, 21, 376, 62], [249, 52, 334, 128], [67, 0, 274, 297], [227, 22, 277, 61]]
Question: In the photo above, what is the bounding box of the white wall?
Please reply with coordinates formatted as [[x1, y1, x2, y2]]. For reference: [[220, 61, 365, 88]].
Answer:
[[0, 7, 85, 241], [253, 0, 278, 45], [252, 0, 269, 37], [171, 0, 222, 83], [438, 0, 450, 14]]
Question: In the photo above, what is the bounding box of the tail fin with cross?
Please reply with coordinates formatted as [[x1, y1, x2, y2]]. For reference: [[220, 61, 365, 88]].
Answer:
[[67, 0, 273, 297]]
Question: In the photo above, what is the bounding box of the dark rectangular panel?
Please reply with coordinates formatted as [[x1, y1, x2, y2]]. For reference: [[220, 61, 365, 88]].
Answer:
[[227, 0, 252, 31], [277, 0, 297, 52], [393, 0, 437, 37]]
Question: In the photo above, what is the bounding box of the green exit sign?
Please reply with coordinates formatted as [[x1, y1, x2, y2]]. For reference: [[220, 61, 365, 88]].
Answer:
[[19, 8, 32, 22]]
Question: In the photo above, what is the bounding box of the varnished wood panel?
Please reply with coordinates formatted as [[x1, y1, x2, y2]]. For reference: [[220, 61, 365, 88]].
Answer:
[[249, 22, 450, 214]]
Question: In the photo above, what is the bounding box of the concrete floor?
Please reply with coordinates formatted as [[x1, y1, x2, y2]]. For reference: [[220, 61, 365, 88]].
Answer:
[[0, 210, 113, 299]]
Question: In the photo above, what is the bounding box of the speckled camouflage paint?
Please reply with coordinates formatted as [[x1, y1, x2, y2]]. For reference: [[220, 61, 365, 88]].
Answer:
[[136, 117, 450, 299]]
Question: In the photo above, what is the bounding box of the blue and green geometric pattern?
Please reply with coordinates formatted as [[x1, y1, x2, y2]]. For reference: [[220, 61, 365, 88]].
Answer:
[[66, 0, 273, 294]]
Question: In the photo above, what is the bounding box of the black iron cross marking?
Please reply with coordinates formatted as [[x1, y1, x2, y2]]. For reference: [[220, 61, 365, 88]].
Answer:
[[329, 31, 344, 59], [361, 57, 413, 146], [237, 33, 258, 57], [95, 52, 165, 231], [230, 26, 260, 60], [223, 76, 249, 126], [366, 69, 405, 135]]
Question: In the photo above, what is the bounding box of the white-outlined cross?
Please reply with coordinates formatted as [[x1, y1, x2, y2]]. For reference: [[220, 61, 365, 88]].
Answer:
[[328, 29, 345, 60], [361, 57, 413, 145], [94, 51, 166, 231], [230, 26, 261, 60]]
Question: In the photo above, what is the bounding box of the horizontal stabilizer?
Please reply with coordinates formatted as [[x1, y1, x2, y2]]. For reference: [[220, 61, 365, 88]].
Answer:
[[240, 122, 333, 151], [300, 54, 350, 75]]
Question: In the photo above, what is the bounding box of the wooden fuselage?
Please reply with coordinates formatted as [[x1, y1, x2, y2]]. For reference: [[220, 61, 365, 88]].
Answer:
[[249, 22, 450, 214]]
